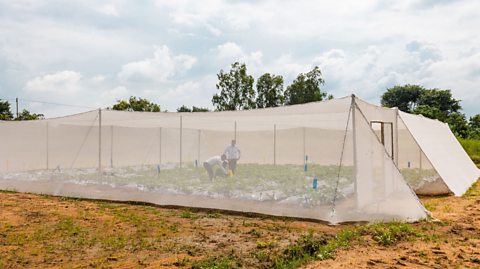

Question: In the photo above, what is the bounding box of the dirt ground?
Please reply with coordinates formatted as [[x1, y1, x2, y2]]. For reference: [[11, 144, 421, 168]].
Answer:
[[1, 179, 480, 268], [307, 186, 480, 269]]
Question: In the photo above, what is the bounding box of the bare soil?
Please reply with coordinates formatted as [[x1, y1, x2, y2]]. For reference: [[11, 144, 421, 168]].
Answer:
[[1, 179, 480, 268]]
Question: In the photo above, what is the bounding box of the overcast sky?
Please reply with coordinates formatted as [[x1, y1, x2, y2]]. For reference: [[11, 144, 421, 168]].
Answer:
[[0, 0, 479, 117]]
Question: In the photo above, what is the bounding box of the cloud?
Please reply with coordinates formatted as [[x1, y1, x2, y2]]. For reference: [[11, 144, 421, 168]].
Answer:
[[118, 45, 197, 83], [155, 0, 268, 35], [97, 4, 120, 17], [213, 42, 264, 76], [101, 86, 129, 101], [406, 41, 442, 62], [25, 71, 83, 94], [1, 0, 479, 117], [216, 42, 244, 60]]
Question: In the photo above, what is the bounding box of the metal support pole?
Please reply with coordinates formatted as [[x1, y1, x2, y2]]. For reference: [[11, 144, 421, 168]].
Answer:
[[394, 107, 399, 165], [15, 97, 18, 118], [419, 148, 423, 172], [159, 127, 162, 165], [110, 125, 113, 168], [302, 127, 306, 165], [351, 95, 358, 194], [46, 122, 49, 170], [197, 129, 201, 165], [234, 121, 237, 141], [380, 122, 385, 145], [179, 116, 183, 168], [273, 124, 276, 166], [98, 108, 102, 175]]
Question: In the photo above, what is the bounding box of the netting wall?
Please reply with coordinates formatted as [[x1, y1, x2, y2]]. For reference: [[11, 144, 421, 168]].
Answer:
[[352, 106, 426, 221], [0, 97, 428, 223], [396, 117, 447, 195], [355, 98, 452, 195]]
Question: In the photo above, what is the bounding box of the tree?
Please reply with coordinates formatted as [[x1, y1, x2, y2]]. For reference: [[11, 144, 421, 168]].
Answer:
[[413, 105, 445, 121], [15, 109, 44, 120], [382, 86, 461, 120], [446, 112, 469, 138], [0, 100, 14, 120], [192, 106, 209, 112], [414, 89, 461, 121], [255, 73, 284, 108], [381, 85, 467, 137], [284, 66, 332, 105], [380, 84, 424, 113], [0, 100, 42, 121], [176, 105, 209, 112], [112, 96, 160, 112], [177, 105, 191, 112], [468, 114, 480, 139], [212, 62, 255, 111]]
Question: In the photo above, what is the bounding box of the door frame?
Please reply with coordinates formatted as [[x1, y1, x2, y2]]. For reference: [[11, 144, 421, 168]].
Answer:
[[370, 121, 394, 160]]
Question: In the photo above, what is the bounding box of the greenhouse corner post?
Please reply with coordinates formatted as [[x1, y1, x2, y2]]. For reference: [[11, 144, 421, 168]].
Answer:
[[303, 127, 306, 165], [110, 125, 113, 168], [419, 147, 423, 173], [46, 121, 49, 170], [180, 116, 183, 168], [197, 129, 201, 165], [159, 127, 162, 165], [98, 108, 102, 176], [273, 124, 276, 166], [394, 107, 399, 165], [351, 95, 358, 195]]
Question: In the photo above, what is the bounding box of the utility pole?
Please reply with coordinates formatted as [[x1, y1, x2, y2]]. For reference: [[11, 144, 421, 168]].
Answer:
[[15, 98, 18, 118]]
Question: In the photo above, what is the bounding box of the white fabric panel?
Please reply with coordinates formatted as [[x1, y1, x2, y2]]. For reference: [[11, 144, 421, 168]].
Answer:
[[399, 111, 480, 196]]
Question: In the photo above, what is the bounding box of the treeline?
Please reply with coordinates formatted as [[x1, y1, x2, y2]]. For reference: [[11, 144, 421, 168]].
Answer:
[[0, 100, 44, 121], [381, 85, 480, 139], [1, 62, 479, 141], [108, 62, 331, 112], [108, 62, 479, 139], [211, 62, 331, 111]]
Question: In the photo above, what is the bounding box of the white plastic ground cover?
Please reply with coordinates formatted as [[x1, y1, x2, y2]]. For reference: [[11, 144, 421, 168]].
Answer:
[[399, 111, 480, 196], [0, 96, 436, 223]]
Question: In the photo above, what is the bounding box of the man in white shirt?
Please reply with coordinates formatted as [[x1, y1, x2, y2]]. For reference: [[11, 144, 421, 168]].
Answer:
[[224, 139, 241, 175], [203, 154, 227, 181]]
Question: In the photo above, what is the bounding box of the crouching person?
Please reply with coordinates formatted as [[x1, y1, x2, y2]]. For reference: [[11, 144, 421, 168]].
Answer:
[[203, 154, 228, 181]]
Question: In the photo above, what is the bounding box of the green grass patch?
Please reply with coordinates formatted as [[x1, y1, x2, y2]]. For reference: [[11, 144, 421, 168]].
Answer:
[[423, 200, 438, 212], [192, 255, 241, 269], [0, 188, 17, 193], [180, 209, 198, 219], [256, 239, 278, 249], [270, 232, 339, 268], [363, 222, 420, 246], [458, 138, 480, 166], [464, 180, 479, 197]]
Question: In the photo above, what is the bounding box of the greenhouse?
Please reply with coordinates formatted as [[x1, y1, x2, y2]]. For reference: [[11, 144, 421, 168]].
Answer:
[[1, 95, 478, 224]]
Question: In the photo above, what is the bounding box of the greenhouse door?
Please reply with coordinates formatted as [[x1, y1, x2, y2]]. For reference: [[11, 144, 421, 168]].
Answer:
[[370, 121, 394, 160]]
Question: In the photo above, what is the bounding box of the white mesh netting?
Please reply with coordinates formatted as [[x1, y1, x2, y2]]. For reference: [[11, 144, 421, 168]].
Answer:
[[0, 96, 431, 223]]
